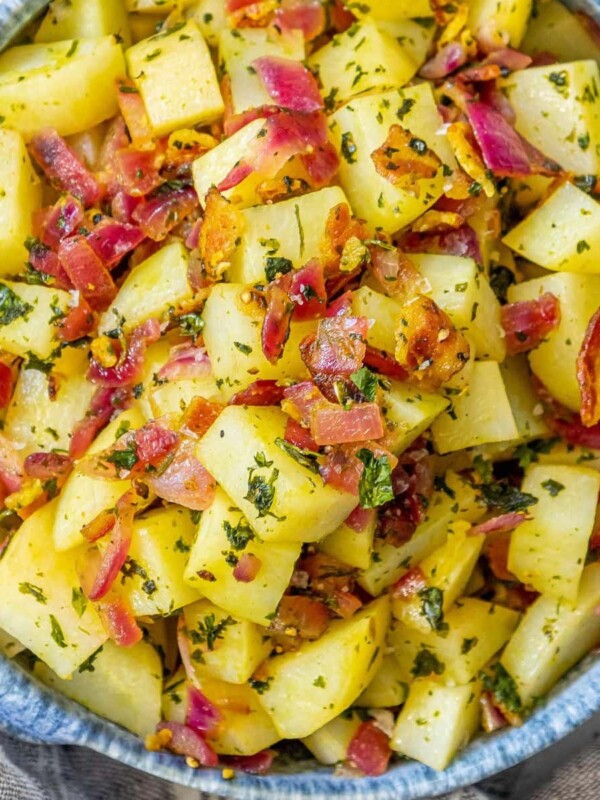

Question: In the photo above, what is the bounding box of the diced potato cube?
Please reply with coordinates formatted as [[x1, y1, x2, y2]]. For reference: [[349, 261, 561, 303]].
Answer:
[[4, 347, 95, 455], [113, 506, 200, 616], [508, 465, 600, 602], [319, 512, 376, 571], [380, 379, 448, 456], [351, 285, 401, 354], [192, 117, 267, 208], [227, 186, 348, 284], [129, 13, 163, 43], [0, 36, 125, 140], [183, 599, 271, 684], [0, 500, 107, 678], [329, 84, 455, 233], [126, 21, 223, 136], [53, 407, 148, 551], [392, 521, 484, 633], [202, 283, 314, 400], [376, 19, 437, 68], [432, 362, 519, 454], [127, 0, 195, 10], [410, 253, 505, 361], [220, 27, 304, 118], [501, 563, 600, 707], [390, 598, 520, 685], [503, 182, 600, 274], [500, 356, 551, 441], [359, 472, 484, 596], [355, 654, 409, 708], [521, 0, 600, 63], [34, 640, 161, 736], [391, 679, 481, 771], [507, 272, 600, 412], [301, 711, 362, 765], [183, 487, 300, 625], [309, 20, 418, 107], [197, 406, 357, 542], [185, 0, 228, 48], [344, 0, 433, 21], [99, 241, 192, 334], [256, 597, 389, 738], [0, 129, 41, 274], [35, 0, 131, 47], [498, 61, 600, 175], [0, 281, 72, 359], [468, 0, 532, 49]]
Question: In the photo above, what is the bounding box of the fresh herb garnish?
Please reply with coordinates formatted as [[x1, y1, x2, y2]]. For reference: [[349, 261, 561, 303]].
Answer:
[[274, 437, 319, 473], [418, 586, 447, 632], [49, 615, 67, 648], [480, 663, 522, 713], [356, 449, 394, 509], [350, 366, 377, 401], [19, 582, 47, 604], [223, 518, 255, 551], [190, 613, 236, 651], [480, 482, 538, 513], [411, 647, 445, 677]]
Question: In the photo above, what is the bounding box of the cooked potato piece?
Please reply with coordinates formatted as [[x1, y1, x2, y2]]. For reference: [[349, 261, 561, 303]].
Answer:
[[355, 654, 409, 708], [0, 500, 107, 678], [359, 472, 484, 596], [127, 0, 195, 11], [256, 597, 389, 739], [301, 711, 363, 765], [202, 283, 314, 400], [351, 286, 401, 355], [521, 0, 600, 62], [329, 84, 455, 233], [507, 272, 600, 412], [392, 522, 484, 633], [501, 563, 600, 707], [0, 36, 125, 140], [309, 20, 418, 107], [220, 27, 304, 118], [34, 640, 161, 736], [498, 61, 600, 175], [468, 0, 532, 49], [53, 407, 149, 551], [35, 0, 131, 46], [391, 679, 481, 771], [500, 356, 551, 441], [319, 512, 376, 571], [112, 506, 200, 616], [390, 599, 520, 685], [197, 406, 357, 542], [183, 487, 301, 625], [0, 282, 72, 359], [185, 0, 227, 48], [183, 599, 271, 684], [503, 182, 600, 274], [508, 465, 600, 602], [344, 0, 433, 21], [379, 379, 449, 456], [0, 129, 41, 274], [431, 362, 519, 454], [126, 21, 223, 136], [375, 18, 436, 68], [99, 241, 192, 335], [227, 187, 348, 285]]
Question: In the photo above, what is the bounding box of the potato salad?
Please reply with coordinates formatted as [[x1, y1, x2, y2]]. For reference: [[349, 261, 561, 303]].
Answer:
[[1, 0, 600, 780]]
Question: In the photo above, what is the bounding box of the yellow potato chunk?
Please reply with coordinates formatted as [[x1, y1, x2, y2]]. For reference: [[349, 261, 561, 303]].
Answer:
[[319, 512, 376, 571], [500, 356, 551, 441], [301, 711, 362, 765], [185, 0, 228, 48], [256, 597, 390, 739], [0, 281, 71, 359], [126, 21, 223, 136], [521, 0, 600, 63], [355, 654, 409, 708], [34, 640, 161, 736], [197, 406, 357, 542], [343, 0, 433, 21], [468, 0, 532, 49], [379, 379, 449, 456], [0, 500, 107, 678], [35, 0, 131, 47]]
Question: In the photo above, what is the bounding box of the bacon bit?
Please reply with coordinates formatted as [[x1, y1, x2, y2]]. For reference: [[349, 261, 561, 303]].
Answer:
[[222, 74, 278, 137], [578, 308, 600, 427], [253, 56, 323, 113], [224, 750, 276, 775], [401, 223, 483, 264], [84, 421, 179, 480], [0, 362, 14, 409], [481, 692, 508, 733], [447, 121, 496, 198], [311, 403, 384, 447], [164, 130, 218, 179], [57, 236, 116, 311], [331, 589, 362, 619], [233, 553, 262, 583], [302, 140, 340, 189], [484, 532, 516, 582], [547, 414, 600, 450], [394, 295, 470, 390], [230, 379, 286, 406], [217, 160, 255, 192], [411, 210, 464, 234], [116, 79, 154, 150], [466, 102, 541, 178], [34, 195, 85, 249], [363, 346, 409, 380], [284, 417, 319, 451], [271, 595, 330, 641], [58, 297, 96, 343], [420, 41, 468, 80], [275, 0, 325, 40], [86, 218, 145, 268], [97, 117, 130, 197], [111, 190, 142, 225], [345, 505, 375, 532], [320, 445, 362, 495], [501, 293, 561, 356], [113, 146, 164, 197], [301, 316, 368, 377], [24, 452, 72, 481], [0, 434, 24, 494], [282, 381, 328, 427], [198, 187, 243, 278], [289, 259, 327, 321], [319, 203, 368, 276], [226, 0, 278, 27], [472, 512, 527, 536], [262, 275, 296, 364], [589, 528, 600, 551], [27, 239, 71, 288], [88, 319, 161, 388], [181, 397, 223, 439], [132, 184, 198, 242], [29, 129, 103, 207], [69, 386, 129, 460], [187, 685, 222, 738], [371, 125, 441, 196], [325, 290, 353, 318], [154, 722, 219, 767], [347, 722, 391, 777], [157, 344, 212, 383], [81, 508, 117, 544], [96, 594, 143, 647], [391, 566, 427, 599], [367, 243, 428, 300], [146, 437, 217, 511]]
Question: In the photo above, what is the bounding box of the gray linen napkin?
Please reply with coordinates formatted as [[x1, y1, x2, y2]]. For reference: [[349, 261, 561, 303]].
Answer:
[[1, 712, 598, 800]]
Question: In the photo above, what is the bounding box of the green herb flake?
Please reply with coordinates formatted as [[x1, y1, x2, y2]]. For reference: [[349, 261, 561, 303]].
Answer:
[[480, 482, 538, 513], [0, 283, 33, 327], [411, 647, 445, 677], [340, 131, 358, 164], [274, 437, 319, 473], [461, 636, 478, 654], [234, 341, 252, 355], [19, 582, 47, 604], [350, 366, 377, 401], [577, 239, 591, 253], [49, 614, 67, 649], [190, 613, 236, 651], [356, 449, 394, 509], [265, 256, 293, 282], [71, 587, 87, 618], [541, 478, 565, 496], [418, 586, 447, 632], [480, 662, 522, 714], [223, 518, 255, 551], [78, 646, 103, 673]]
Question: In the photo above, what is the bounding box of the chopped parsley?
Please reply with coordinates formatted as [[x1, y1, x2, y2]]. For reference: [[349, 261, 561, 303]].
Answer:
[[489, 265, 516, 304], [418, 586, 447, 632], [249, 676, 273, 694], [356, 449, 394, 509], [223, 518, 255, 551], [541, 478, 565, 496], [178, 312, 204, 341], [480, 482, 538, 514], [49, 615, 67, 649], [265, 257, 293, 282], [396, 97, 415, 120], [461, 636, 478, 655], [245, 456, 279, 517], [106, 444, 138, 472], [340, 131, 358, 164], [274, 437, 319, 473], [234, 341, 252, 355], [190, 613, 236, 651], [174, 537, 191, 553], [350, 366, 377, 401], [411, 647, 445, 677], [71, 587, 87, 618], [19, 582, 47, 604], [78, 646, 104, 673], [313, 675, 327, 688], [481, 663, 522, 714], [513, 438, 559, 469], [0, 284, 33, 326]]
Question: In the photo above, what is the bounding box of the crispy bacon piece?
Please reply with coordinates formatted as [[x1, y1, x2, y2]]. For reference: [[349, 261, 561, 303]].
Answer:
[[363, 346, 409, 380], [88, 319, 161, 388], [300, 316, 368, 376], [501, 292, 561, 356], [394, 295, 470, 389], [224, 750, 276, 774], [132, 184, 198, 242], [230, 380, 286, 406], [116, 79, 153, 150], [226, 0, 278, 27], [96, 594, 143, 647], [70, 386, 129, 459], [367, 243, 428, 299], [198, 187, 244, 278], [34, 195, 85, 249], [181, 396, 223, 438], [481, 692, 509, 733], [311, 403, 384, 446], [187, 685, 222, 738], [24, 452, 72, 481], [371, 125, 441, 196], [152, 722, 219, 767], [29, 129, 103, 207], [86, 218, 145, 268], [145, 438, 217, 511], [472, 512, 527, 536], [0, 362, 14, 410], [84, 422, 178, 480], [411, 210, 464, 234], [347, 722, 391, 777], [275, 0, 325, 40], [58, 297, 96, 343], [420, 41, 468, 80], [157, 344, 212, 382], [113, 146, 164, 197], [271, 594, 330, 641], [325, 290, 353, 318], [289, 259, 327, 320], [319, 445, 362, 495], [319, 203, 368, 276], [57, 236, 117, 311], [282, 381, 328, 426], [284, 417, 319, 451], [401, 223, 483, 264], [484, 532, 516, 582], [345, 505, 375, 532], [27, 240, 72, 289], [391, 566, 427, 599], [253, 56, 323, 113], [262, 275, 295, 364], [447, 121, 496, 198], [578, 308, 600, 427]]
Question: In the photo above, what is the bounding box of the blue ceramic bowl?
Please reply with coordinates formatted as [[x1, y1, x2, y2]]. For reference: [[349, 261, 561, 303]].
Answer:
[[1, 2, 600, 797]]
